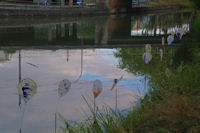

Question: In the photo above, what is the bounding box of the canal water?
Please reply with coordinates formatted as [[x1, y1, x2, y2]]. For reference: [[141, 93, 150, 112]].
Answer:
[[0, 11, 196, 132]]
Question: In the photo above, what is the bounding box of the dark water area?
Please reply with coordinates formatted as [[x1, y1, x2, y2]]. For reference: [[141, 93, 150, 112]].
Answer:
[[0, 11, 199, 133]]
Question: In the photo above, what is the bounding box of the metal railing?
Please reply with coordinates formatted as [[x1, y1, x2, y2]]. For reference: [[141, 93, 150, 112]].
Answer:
[[132, 0, 153, 8], [0, 0, 97, 9]]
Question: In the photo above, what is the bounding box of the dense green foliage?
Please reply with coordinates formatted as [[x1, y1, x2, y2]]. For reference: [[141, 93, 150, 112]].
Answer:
[[193, 13, 200, 34], [191, 0, 200, 8], [117, 14, 200, 133]]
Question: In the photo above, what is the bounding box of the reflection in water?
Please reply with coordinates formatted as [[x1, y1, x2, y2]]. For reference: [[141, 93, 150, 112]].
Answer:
[[0, 12, 195, 133], [0, 51, 10, 63], [55, 79, 71, 133], [110, 75, 123, 91], [18, 51, 22, 107], [17, 50, 37, 133], [143, 52, 152, 64], [167, 34, 175, 45], [55, 38, 83, 133], [110, 75, 123, 109], [0, 12, 192, 49], [18, 79, 37, 104], [160, 49, 163, 61], [92, 79, 103, 120], [143, 44, 152, 64], [0, 48, 182, 132], [58, 79, 71, 98], [18, 78, 37, 133], [92, 80, 103, 99], [131, 15, 190, 36], [162, 36, 165, 47], [167, 27, 187, 45]]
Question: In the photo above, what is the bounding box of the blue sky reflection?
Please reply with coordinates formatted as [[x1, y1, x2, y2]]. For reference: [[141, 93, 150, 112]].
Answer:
[[0, 49, 144, 133]]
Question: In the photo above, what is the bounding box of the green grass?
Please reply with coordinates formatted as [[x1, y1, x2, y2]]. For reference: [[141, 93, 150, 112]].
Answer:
[[58, 96, 127, 133], [59, 63, 200, 133], [58, 14, 200, 133]]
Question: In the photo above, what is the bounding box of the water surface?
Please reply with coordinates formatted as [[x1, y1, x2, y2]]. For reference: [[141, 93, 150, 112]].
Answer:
[[0, 12, 194, 133]]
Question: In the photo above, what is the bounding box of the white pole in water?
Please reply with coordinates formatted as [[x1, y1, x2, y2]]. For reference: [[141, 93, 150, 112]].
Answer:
[[115, 88, 117, 110], [92, 80, 103, 122], [114, 79, 118, 110], [111, 76, 123, 110], [55, 99, 60, 133], [55, 112, 57, 133], [18, 50, 21, 108], [66, 50, 69, 62], [55, 94, 60, 133], [18, 50, 22, 133], [94, 97, 96, 120]]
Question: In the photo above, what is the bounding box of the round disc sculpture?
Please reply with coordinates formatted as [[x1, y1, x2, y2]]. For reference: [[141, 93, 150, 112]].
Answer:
[[18, 78, 37, 103], [93, 80, 103, 99], [145, 44, 152, 52], [17, 78, 37, 133], [167, 35, 174, 45], [55, 79, 71, 133], [58, 79, 71, 98], [92, 79, 103, 120], [143, 44, 152, 64]]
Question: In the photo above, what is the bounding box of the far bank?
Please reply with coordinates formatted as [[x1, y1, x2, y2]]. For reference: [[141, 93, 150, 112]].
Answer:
[[0, 4, 182, 16]]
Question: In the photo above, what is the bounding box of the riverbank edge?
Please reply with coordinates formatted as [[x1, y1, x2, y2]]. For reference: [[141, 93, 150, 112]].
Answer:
[[0, 5, 181, 16]]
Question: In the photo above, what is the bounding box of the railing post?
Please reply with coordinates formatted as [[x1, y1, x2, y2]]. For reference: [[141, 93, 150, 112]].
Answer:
[[15, 0, 16, 9]]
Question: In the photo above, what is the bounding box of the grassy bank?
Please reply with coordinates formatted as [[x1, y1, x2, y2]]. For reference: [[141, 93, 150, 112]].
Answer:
[[57, 13, 200, 133], [59, 61, 200, 133]]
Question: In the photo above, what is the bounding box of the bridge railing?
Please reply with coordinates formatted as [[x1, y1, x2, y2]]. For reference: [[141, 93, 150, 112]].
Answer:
[[132, 0, 152, 7], [0, 0, 97, 8]]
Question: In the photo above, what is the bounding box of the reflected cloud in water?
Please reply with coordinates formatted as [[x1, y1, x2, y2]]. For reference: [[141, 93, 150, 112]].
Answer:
[[0, 48, 142, 133], [0, 12, 193, 133]]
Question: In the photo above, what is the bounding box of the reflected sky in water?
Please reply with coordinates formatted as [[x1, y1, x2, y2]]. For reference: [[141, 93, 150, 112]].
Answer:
[[0, 11, 193, 132], [0, 49, 144, 133]]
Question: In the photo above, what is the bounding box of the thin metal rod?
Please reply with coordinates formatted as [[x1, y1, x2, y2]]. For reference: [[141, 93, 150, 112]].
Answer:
[[55, 113, 57, 133], [115, 88, 117, 110], [94, 97, 96, 120], [19, 50, 21, 108], [72, 39, 83, 84], [66, 50, 69, 62], [55, 98, 60, 133]]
